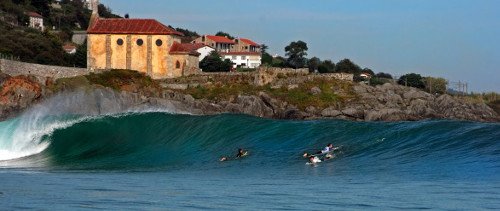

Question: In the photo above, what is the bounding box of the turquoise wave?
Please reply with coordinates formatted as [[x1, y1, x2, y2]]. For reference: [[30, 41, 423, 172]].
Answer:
[[1, 112, 498, 177]]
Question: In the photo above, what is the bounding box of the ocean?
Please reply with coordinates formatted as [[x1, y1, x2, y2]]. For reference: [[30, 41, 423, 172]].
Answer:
[[0, 92, 499, 210]]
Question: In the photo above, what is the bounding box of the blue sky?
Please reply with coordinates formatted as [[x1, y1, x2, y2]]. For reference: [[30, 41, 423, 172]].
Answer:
[[102, 0, 500, 92]]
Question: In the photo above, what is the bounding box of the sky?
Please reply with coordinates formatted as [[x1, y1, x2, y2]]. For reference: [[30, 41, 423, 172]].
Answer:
[[102, 0, 500, 92]]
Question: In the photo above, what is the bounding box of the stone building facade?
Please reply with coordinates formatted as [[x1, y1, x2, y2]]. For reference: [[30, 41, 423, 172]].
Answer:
[[86, 0, 199, 79]]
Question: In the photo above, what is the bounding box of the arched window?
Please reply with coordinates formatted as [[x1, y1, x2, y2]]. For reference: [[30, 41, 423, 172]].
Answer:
[[175, 61, 181, 69]]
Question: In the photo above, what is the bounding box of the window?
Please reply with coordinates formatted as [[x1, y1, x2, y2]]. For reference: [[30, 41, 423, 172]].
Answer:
[[136, 39, 144, 46], [156, 39, 163, 46], [245, 46, 248, 49], [241, 56, 246, 60], [202, 36, 205, 42], [117, 38, 124, 46], [176, 61, 181, 69], [232, 56, 237, 60]]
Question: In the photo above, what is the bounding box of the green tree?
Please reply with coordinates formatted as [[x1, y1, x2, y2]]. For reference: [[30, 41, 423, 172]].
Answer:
[[424, 77, 448, 94], [398, 73, 425, 89], [199, 51, 231, 72], [271, 56, 286, 67], [260, 44, 268, 54], [335, 58, 361, 73], [215, 31, 234, 39], [318, 60, 335, 73], [307, 57, 321, 73], [376, 72, 393, 79], [73, 40, 87, 67], [285, 40, 308, 69], [261, 52, 273, 65]]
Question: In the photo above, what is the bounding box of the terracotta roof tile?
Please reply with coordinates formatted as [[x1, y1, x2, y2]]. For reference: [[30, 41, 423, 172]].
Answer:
[[170, 42, 201, 56], [205, 35, 235, 44], [239, 38, 260, 46], [87, 18, 183, 35], [27, 12, 43, 18]]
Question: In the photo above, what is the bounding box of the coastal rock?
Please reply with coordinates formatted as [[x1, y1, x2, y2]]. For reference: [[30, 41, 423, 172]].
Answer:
[[321, 107, 342, 117], [0, 76, 42, 119], [342, 107, 364, 119], [235, 95, 274, 117], [365, 108, 406, 121]]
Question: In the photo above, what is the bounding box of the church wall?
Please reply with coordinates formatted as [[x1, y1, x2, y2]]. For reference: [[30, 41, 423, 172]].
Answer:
[[151, 35, 170, 78], [130, 35, 148, 73], [110, 34, 127, 70], [88, 34, 107, 70]]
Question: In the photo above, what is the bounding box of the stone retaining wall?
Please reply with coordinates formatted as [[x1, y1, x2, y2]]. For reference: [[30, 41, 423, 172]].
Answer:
[[0, 59, 88, 83]]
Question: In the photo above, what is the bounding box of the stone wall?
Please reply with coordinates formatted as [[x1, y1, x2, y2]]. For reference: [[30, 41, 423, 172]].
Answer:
[[0, 59, 87, 84], [72, 31, 87, 45]]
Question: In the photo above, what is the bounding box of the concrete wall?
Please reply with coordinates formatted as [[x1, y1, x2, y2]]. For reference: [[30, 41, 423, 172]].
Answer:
[[0, 59, 87, 83]]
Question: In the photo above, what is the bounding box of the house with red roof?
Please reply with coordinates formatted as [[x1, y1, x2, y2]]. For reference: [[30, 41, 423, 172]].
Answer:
[[27, 12, 44, 31], [192, 35, 235, 53], [193, 35, 262, 68], [86, 0, 199, 78], [234, 38, 260, 53]]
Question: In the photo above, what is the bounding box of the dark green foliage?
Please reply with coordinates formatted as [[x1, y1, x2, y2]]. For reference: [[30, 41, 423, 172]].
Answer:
[[335, 58, 361, 73], [199, 51, 232, 72], [175, 28, 199, 37], [369, 77, 391, 86], [398, 73, 425, 89], [318, 60, 335, 73], [376, 72, 393, 79], [215, 31, 234, 40], [271, 56, 286, 68], [285, 40, 308, 68], [261, 52, 273, 65], [98, 4, 121, 18], [307, 57, 320, 73], [260, 44, 269, 54], [0, 21, 68, 66], [30, 0, 51, 17], [361, 68, 374, 76]]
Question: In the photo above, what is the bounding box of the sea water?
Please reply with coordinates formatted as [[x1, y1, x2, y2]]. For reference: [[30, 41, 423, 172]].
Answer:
[[0, 111, 499, 210]]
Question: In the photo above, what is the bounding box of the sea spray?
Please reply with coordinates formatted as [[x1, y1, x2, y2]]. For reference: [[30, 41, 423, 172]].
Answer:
[[0, 88, 181, 161]]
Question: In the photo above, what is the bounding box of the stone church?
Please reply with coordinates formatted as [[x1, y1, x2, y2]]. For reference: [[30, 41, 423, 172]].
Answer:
[[86, 0, 199, 79]]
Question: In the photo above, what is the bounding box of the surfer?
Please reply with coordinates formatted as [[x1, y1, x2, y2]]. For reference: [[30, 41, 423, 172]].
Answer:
[[219, 148, 248, 162], [307, 155, 322, 165], [236, 148, 248, 158], [318, 143, 335, 154]]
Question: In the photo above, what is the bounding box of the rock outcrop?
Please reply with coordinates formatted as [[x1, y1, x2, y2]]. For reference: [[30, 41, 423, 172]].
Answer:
[[0, 75, 43, 119]]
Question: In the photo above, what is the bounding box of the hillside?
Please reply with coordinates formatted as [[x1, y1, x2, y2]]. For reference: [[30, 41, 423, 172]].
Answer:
[[0, 0, 120, 67]]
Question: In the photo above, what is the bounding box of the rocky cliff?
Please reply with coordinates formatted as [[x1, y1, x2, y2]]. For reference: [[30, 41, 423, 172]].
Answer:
[[0, 71, 498, 122]]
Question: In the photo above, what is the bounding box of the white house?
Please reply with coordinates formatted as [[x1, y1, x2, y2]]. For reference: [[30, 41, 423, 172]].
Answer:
[[221, 52, 261, 68], [193, 44, 215, 61], [27, 12, 44, 31]]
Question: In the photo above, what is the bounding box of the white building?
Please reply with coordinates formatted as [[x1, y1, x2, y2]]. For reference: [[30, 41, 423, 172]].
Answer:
[[27, 12, 44, 31], [221, 52, 262, 68], [193, 44, 215, 61]]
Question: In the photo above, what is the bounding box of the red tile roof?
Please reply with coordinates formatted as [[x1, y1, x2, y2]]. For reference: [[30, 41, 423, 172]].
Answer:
[[205, 35, 235, 44], [87, 18, 183, 36], [239, 38, 260, 46], [169, 42, 201, 56], [220, 51, 261, 56], [27, 12, 43, 18]]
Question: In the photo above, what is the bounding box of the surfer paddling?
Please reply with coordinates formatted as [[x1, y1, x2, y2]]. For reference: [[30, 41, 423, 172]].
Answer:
[[219, 148, 249, 162]]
